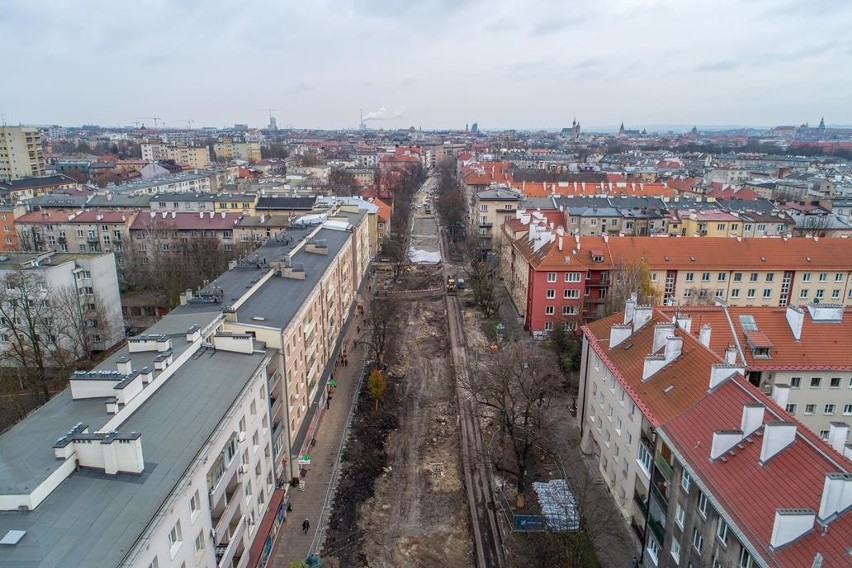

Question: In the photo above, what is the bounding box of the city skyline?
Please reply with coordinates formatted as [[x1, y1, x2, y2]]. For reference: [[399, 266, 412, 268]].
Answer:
[[2, 0, 851, 129]]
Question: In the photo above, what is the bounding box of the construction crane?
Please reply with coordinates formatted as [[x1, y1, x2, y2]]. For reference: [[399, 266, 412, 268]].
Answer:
[[184, 119, 195, 130], [142, 117, 163, 128]]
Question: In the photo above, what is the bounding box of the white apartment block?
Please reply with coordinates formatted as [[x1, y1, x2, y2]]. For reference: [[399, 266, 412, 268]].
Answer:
[[0, 251, 123, 354], [141, 142, 212, 169], [0, 202, 372, 567]]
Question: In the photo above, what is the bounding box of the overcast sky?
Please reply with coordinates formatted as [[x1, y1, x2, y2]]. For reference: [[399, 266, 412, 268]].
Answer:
[[2, 0, 851, 130]]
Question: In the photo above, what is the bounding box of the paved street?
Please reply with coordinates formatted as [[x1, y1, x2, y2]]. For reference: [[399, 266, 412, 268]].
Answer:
[[270, 294, 369, 567]]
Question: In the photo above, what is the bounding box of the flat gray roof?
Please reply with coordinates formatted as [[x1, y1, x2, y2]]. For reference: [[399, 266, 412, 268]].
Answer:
[[0, 348, 268, 568], [0, 310, 221, 495], [236, 228, 350, 330]]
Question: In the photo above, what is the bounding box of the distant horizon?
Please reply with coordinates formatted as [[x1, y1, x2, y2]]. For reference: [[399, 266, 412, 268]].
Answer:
[[12, 121, 852, 136]]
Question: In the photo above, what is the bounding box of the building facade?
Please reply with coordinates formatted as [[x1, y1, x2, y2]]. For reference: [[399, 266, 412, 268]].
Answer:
[[0, 126, 46, 180]]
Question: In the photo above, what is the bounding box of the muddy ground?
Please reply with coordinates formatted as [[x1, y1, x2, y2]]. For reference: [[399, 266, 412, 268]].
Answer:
[[323, 266, 472, 567]]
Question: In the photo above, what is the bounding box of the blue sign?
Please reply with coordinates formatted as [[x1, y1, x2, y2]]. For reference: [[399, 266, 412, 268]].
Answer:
[[514, 515, 548, 531]]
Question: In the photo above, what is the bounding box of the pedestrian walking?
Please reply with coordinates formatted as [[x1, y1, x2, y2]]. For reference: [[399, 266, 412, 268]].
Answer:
[[326, 396, 332, 409], [302, 518, 310, 534], [344, 358, 348, 367]]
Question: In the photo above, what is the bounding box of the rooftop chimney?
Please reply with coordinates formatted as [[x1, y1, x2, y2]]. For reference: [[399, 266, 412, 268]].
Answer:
[[741, 404, 765, 437], [770, 509, 815, 549], [664, 335, 683, 361], [709, 364, 744, 390], [760, 422, 797, 464], [117, 357, 132, 376], [786, 305, 804, 341], [624, 293, 637, 325], [610, 324, 632, 348], [653, 323, 676, 353], [771, 383, 791, 408], [827, 422, 849, 455], [711, 430, 743, 459], [675, 313, 692, 334], [817, 472, 852, 522], [633, 305, 653, 333], [725, 345, 738, 365], [699, 324, 712, 348]]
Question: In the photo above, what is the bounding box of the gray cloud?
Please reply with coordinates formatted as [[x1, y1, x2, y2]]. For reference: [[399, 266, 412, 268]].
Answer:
[[0, 0, 849, 128]]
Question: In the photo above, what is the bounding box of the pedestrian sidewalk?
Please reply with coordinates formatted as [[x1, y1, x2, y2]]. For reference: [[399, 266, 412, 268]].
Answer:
[[270, 297, 369, 567]]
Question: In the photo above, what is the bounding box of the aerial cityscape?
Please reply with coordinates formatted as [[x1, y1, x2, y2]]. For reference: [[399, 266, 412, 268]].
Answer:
[[1, 2, 852, 568]]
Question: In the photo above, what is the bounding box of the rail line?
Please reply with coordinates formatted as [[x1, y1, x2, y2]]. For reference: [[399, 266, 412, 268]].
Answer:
[[438, 224, 505, 568]]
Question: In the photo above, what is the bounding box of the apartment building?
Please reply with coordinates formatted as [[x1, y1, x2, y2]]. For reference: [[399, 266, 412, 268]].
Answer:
[[0, 204, 25, 250], [141, 142, 211, 169], [15, 209, 138, 255], [472, 187, 521, 247], [500, 213, 852, 330], [130, 210, 245, 252], [216, 193, 259, 216], [0, 250, 123, 357], [150, 192, 218, 213], [657, 303, 852, 438], [0, 203, 373, 568], [215, 138, 262, 163], [0, 174, 79, 203], [578, 300, 852, 568], [0, 126, 46, 180], [109, 172, 215, 196]]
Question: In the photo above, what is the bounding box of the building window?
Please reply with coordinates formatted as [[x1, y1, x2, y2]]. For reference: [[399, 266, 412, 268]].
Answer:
[[832, 289, 840, 299], [819, 272, 827, 282], [816, 289, 824, 299], [733, 272, 742, 282], [671, 539, 681, 563], [819, 429, 830, 439], [565, 272, 581, 282], [194, 532, 205, 555], [825, 404, 836, 415], [562, 306, 577, 316], [810, 377, 822, 388], [730, 289, 740, 298], [702, 272, 711, 282], [168, 521, 183, 557], [803, 273, 812, 282], [544, 321, 553, 331], [746, 289, 755, 299], [189, 490, 201, 521], [546, 289, 555, 299], [637, 444, 652, 478], [749, 273, 759, 282], [685, 272, 694, 282], [763, 289, 772, 298], [683, 289, 693, 298], [564, 289, 579, 299], [545, 306, 554, 315], [698, 491, 709, 517], [717, 519, 729, 546], [843, 404, 852, 415], [681, 470, 691, 492], [805, 404, 816, 415], [830, 377, 841, 388], [647, 536, 660, 564], [717, 272, 726, 281], [547, 272, 556, 283], [676, 504, 685, 528], [738, 547, 754, 568], [785, 403, 797, 415], [790, 377, 801, 388], [766, 273, 775, 282], [692, 528, 704, 554]]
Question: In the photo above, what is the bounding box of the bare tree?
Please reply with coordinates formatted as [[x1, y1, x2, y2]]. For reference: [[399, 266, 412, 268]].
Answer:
[[464, 236, 501, 319], [50, 285, 112, 361], [795, 214, 834, 238], [602, 259, 660, 317], [467, 343, 562, 502], [0, 271, 75, 401], [366, 292, 399, 366]]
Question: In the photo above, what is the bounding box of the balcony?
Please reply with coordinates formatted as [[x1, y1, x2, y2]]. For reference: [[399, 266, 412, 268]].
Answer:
[[86, 235, 99, 243], [478, 221, 493, 227], [650, 479, 669, 511], [210, 451, 241, 507], [215, 514, 246, 568], [648, 514, 665, 546], [212, 481, 242, 544], [654, 453, 673, 481]]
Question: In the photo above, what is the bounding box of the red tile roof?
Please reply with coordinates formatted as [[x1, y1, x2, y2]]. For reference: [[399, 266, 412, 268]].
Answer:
[[371, 197, 391, 223], [659, 305, 852, 371], [131, 211, 242, 231], [583, 312, 724, 427], [660, 377, 851, 568], [17, 209, 136, 224]]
